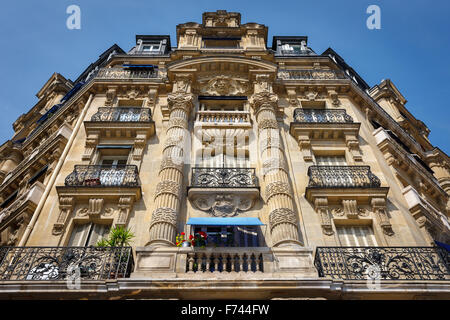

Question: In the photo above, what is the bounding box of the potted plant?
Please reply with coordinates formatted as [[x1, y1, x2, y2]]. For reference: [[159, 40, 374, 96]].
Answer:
[[96, 226, 135, 278]]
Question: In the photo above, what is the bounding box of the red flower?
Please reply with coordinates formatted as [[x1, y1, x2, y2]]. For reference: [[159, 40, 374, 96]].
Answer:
[[189, 235, 193, 240], [181, 232, 185, 235]]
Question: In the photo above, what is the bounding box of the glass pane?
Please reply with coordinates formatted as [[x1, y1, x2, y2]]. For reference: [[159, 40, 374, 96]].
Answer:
[[67, 223, 90, 246]]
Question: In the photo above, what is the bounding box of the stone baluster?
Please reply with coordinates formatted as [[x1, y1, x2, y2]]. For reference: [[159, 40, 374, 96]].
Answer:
[[213, 253, 220, 272], [187, 252, 195, 272], [205, 252, 212, 272], [230, 254, 236, 272], [148, 74, 194, 246], [238, 253, 244, 272], [250, 74, 303, 247]]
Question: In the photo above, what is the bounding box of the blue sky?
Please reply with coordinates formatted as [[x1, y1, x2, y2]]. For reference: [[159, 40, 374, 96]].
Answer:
[[0, 0, 449, 153]]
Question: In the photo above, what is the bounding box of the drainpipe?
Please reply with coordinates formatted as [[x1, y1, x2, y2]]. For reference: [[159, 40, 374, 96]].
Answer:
[[19, 93, 94, 246]]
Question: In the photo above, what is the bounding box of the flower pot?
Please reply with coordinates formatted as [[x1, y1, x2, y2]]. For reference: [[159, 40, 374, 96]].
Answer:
[[181, 241, 191, 247]]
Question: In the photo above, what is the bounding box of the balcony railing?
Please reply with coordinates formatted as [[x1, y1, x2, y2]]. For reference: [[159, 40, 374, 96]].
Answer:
[[195, 110, 250, 124], [96, 67, 158, 80], [64, 165, 140, 187], [0, 246, 134, 280], [91, 107, 152, 122], [191, 167, 257, 188], [278, 69, 346, 80], [314, 247, 450, 280], [307, 166, 381, 188], [293, 109, 353, 123], [186, 248, 264, 273]]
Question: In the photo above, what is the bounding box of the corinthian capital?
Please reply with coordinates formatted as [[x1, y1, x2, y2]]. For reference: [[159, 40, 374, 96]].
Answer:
[[167, 92, 195, 113], [250, 91, 278, 115]]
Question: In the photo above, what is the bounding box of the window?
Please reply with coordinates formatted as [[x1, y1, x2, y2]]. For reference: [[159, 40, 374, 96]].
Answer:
[[281, 44, 301, 54], [315, 155, 347, 165], [199, 103, 245, 112], [67, 223, 111, 246], [193, 226, 259, 247], [336, 225, 377, 246], [141, 42, 160, 53], [100, 158, 128, 167]]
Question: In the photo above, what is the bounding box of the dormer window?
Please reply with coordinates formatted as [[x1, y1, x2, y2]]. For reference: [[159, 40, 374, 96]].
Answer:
[[141, 42, 161, 53]]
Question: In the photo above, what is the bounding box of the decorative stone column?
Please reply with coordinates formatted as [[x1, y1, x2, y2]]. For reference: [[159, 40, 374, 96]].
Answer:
[[250, 74, 302, 247], [148, 74, 194, 246]]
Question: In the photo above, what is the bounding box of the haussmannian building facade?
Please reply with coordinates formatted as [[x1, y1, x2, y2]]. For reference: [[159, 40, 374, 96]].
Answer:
[[0, 11, 449, 299]]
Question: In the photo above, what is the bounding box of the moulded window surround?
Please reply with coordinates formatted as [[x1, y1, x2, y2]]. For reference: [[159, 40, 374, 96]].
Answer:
[[67, 222, 111, 247]]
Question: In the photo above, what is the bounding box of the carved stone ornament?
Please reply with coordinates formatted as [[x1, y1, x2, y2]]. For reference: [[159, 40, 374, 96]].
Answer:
[[250, 92, 278, 114], [268, 208, 297, 231], [265, 181, 292, 202], [192, 194, 254, 217], [150, 207, 178, 227], [167, 92, 194, 112], [199, 75, 250, 96]]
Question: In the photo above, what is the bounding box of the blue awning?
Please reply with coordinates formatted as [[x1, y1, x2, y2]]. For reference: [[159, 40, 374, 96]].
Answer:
[[187, 217, 264, 226], [435, 240, 450, 252]]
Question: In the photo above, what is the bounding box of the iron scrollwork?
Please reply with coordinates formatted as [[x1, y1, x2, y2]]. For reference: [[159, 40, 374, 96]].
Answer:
[[191, 167, 258, 188], [64, 165, 140, 187], [314, 247, 450, 280], [91, 107, 152, 122], [293, 108, 353, 123], [0, 246, 134, 281], [307, 166, 381, 188]]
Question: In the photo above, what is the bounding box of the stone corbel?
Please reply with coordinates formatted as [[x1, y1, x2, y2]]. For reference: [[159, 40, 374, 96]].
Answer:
[[130, 131, 147, 167], [53, 196, 75, 235], [146, 86, 159, 108], [371, 197, 394, 236], [298, 137, 313, 162], [82, 132, 99, 161], [315, 197, 334, 235], [344, 131, 363, 162], [286, 87, 299, 107], [105, 86, 118, 106], [327, 87, 340, 107], [116, 196, 133, 226]]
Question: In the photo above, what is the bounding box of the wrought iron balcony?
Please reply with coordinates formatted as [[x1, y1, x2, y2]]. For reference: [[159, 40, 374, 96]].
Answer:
[[96, 67, 158, 80], [0, 246, 134, 280], [293, 109, 353, 123], [278, 69, 346, 80], [307, 166, 381, 188], [64, 165, 140, 187], [90, 107, 152, 122], [314, 247, 450, 280], [191, 167, 258, 188]]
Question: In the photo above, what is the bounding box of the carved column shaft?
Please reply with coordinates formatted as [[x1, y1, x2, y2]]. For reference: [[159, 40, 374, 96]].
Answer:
[[251, 85, 302, 247], [148, 88, 193, 246]]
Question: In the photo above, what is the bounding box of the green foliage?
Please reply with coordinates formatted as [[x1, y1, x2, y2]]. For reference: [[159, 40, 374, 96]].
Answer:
[[96, 226, 135, 247]]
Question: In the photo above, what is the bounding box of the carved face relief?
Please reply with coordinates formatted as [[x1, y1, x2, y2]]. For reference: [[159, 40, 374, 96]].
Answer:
[[199, 75, 249, 96]]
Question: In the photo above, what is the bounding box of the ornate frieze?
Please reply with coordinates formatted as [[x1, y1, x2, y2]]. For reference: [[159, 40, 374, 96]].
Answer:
[[150, 207, 178, 227], [265, 181, 292, 202], [269, 208, 297, 231]]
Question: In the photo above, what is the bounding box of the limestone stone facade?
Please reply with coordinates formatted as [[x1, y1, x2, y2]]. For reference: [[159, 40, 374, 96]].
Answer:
[[0, 11, 449, 300]]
